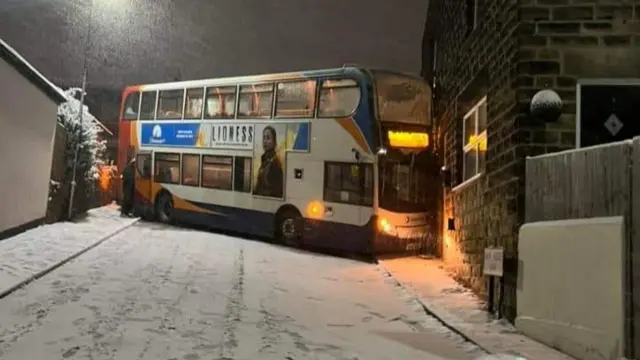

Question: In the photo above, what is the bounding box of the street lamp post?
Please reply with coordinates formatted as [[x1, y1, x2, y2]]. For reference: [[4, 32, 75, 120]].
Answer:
[[67, 0, 94, 219]]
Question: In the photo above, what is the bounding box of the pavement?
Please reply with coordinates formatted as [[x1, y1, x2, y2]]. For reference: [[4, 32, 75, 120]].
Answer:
[[0, 205, 487, 360], [379, 257, 575, 360]]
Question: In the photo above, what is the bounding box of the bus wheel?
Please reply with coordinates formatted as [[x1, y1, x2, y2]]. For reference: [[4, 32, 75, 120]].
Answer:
[[156, 192, 174, 224], [276, 210, 302, 247]]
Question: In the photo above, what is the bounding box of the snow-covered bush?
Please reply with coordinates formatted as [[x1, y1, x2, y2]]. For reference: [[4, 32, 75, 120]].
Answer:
[[57, 87, 107, 187]]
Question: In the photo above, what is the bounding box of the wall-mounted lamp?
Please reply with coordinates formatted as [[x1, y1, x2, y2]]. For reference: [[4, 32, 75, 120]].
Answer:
[[530, 89, 562, 123], [441, 166, 452, 188]]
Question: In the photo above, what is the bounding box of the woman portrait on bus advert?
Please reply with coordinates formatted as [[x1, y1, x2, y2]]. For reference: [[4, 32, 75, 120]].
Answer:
[[254, 125, 284, 198]]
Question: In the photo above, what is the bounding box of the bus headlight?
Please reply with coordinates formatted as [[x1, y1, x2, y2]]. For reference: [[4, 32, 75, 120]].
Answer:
[[378, 217, 395, 235]]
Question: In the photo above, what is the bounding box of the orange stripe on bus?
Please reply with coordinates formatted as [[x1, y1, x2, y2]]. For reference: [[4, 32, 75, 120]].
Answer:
[[335, 117, 371, 154]]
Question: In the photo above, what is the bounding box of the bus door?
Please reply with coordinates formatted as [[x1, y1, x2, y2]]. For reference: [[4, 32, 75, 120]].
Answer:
[[133, 151, 153, 218]]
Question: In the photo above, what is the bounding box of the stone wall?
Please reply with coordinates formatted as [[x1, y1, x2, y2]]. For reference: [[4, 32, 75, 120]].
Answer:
[[424, 0, 640, 322], [423, 0, 522, 320]]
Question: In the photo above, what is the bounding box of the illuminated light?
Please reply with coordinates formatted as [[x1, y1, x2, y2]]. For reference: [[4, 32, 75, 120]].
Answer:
[[387, 131, 429, 149], [378, 217, 394, 234], [468, 134, 487, 152], [306, 200, 325, 219]]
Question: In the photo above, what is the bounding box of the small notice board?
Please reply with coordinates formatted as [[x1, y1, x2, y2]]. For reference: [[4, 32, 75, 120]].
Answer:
[[483, 247, 504, 277]]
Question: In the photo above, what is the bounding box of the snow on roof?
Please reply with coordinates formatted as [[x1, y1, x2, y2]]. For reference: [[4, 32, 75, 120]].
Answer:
[[0, 38, 66, 104], [0, 38, 113, 137]]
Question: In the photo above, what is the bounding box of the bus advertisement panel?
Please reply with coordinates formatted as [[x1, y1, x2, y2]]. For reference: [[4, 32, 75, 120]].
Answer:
[[118, 67, 434, 257]]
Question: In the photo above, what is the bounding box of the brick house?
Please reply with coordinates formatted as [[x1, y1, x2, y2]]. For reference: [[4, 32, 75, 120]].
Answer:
[[422, 0, 640, 321]]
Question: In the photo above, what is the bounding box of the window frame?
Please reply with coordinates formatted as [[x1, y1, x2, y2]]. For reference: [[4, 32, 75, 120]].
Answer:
[[233, 156, 253, 193], [237, 82, 275, 119], [181, 153, 201, 187], [184, 87, 205, 119], [153, 152, 181, 185], [317, 78, 362, 118], [121, 91, 140, 120], [204, 85, 238, 119], [323, 161, 373, 206], [139, 91, 158, 120], [157, 89, 185, 120], [461, 96, 487, 184], [201, 155, 234, 191], [274, 79, 318, 118]]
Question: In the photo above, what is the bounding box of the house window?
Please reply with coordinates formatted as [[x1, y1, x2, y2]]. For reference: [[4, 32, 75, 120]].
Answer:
[[462, 97, 487, 182]]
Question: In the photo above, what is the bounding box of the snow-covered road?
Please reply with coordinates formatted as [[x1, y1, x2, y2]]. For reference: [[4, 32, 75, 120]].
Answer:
[[0, 222, 483, 360]]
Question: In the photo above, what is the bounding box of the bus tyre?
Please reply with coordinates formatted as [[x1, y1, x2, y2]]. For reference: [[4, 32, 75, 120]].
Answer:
[[276, 210, 302, 247], [156, 193, 174, 224]]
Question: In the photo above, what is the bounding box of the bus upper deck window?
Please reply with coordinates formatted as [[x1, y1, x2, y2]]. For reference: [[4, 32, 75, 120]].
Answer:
[[318, 79, 360, 118], [158, 89, 185, 120], [122, 91, 140, 120]]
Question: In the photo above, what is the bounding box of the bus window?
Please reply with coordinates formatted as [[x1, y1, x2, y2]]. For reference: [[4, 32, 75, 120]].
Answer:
[[318, 79, 361, 118], [323, 162, 372, 206], [205, 86, 236, 119], [275, 80, 316, 117], [202, 155, 233, 190], [181, 154, 200, 186], [184, 88, 204, 119], [233, 157, 252, 193], [122, 91, 140, 120], [154, 153, 180, 184], [158, 89, 184, 119], [238, 84, 274, 118], [139, 91, 157, 120]]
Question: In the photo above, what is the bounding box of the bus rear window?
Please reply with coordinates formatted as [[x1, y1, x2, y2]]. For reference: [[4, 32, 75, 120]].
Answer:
[[318, 79, 361, 117], [122, 91, 140, 120]]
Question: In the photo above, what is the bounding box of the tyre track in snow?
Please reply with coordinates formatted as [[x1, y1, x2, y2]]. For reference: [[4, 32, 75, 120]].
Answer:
[[218, 246, 245, 360]]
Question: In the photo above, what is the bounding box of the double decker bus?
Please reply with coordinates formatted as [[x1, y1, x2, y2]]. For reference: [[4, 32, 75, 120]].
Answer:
[[118, 66, 433, 255]]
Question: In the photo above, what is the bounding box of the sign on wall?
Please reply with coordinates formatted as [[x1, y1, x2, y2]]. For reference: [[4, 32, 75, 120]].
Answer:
[[483, 247, 504, 277]]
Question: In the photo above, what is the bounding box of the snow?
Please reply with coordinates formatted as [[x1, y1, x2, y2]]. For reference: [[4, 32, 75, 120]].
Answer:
[[379, 257, 575, 360], [0, 205, 137, 297], [0, 38, 67, 101], [57, 87, 107, 181], [0, 221, 487, 360]]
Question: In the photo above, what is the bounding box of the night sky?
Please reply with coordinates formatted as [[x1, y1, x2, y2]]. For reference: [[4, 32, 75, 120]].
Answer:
[[0, 0, 428, 89]]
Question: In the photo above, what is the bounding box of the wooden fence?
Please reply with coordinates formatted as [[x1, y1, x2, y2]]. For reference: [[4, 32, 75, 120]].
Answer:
[[525, 136, 640, 359]]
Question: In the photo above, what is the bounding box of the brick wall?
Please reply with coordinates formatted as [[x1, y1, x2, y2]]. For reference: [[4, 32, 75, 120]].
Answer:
[[424, 0, 640, 322]]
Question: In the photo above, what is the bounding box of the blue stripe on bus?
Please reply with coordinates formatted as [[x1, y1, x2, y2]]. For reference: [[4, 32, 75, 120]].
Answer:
[[292, 123, 310, 151]]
